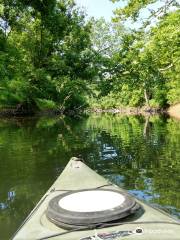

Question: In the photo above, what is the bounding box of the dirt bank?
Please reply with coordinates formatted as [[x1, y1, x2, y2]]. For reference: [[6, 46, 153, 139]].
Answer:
[[0, 106, 164, 117], [86, 107, 164, 116], [168, 104, 180, 120]]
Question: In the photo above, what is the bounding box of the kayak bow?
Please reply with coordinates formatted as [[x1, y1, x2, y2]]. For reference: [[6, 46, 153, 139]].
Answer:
[[13, 157, 180, 240]]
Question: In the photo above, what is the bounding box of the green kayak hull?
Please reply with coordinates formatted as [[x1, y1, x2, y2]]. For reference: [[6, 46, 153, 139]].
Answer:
[[13, 158, 180, 240]]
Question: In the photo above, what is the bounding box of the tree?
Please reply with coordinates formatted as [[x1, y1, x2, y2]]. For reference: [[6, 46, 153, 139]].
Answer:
[[147, 10, 180, 105], [111, 0, 179, 26], [0, 0, 93, 113], [90, 2, 179, 109], [89, 18, 126, 97]]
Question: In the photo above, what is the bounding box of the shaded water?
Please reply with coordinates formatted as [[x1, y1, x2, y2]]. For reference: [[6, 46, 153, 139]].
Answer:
[[0, 114, 180, 239]]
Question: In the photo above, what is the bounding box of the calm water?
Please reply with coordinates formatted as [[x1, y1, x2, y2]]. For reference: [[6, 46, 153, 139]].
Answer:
[[0, 114, 180, 239]]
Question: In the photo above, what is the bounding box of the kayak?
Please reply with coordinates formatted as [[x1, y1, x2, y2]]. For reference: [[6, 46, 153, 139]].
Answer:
[[12, 157, 180, 240]]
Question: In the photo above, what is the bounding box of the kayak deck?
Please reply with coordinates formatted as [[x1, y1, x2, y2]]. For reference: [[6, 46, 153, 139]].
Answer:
[[13, 158, 180, 240]]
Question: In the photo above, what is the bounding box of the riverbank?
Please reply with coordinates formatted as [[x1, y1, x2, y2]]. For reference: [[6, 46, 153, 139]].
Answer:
[[168, 104, 180, 120], [0, 107, 82, 118], [0, 106, 165, 117], [86, 106, 164, 115], [0, 106, 163, 117], [1, 105, 180, 119]]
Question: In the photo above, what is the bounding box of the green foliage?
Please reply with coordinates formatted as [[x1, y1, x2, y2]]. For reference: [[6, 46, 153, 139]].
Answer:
[[36, 99, 57, 110], [90, 18, 127, 95], [89, 9, 180, 109], [0, 0, 179, 113], [92, 87, 144, 109], [148, 11, 180, 105], [112, 0, 156, 21], [0, 0, 93, 112], [55, 77, 88, 111], [112, 0, 179, 24]]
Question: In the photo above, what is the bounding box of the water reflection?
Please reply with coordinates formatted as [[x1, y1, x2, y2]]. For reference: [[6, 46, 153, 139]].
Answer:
[[100, 145, 118, 160], [0, 191, 16, 210], [0, 114, 180, 239]]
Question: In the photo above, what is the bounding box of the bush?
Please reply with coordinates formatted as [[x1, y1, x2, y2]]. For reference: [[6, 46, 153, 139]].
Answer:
[[36, 99, 57, 110], [56, 77, 88, 111], [149, 99, 161, 108]]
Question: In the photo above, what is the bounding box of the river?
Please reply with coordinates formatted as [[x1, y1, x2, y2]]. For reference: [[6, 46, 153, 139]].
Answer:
[[0, 114, 180, 239]]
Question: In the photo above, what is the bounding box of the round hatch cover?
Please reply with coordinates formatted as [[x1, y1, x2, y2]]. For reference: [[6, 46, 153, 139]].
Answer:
[[46, 189, 139, 229], [58, 190, 125, 212]]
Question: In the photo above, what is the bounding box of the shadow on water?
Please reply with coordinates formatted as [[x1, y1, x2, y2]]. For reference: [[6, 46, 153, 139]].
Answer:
[[0, 113, 180, 239]]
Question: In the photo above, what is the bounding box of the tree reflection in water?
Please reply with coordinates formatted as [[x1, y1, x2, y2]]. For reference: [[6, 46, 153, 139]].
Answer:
[[0, 114, 180, 239]]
